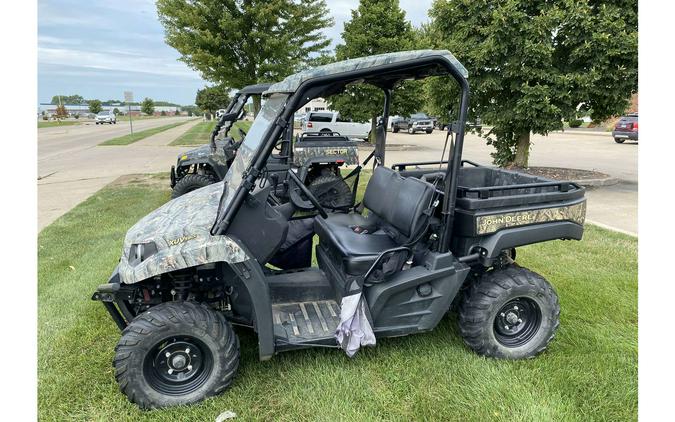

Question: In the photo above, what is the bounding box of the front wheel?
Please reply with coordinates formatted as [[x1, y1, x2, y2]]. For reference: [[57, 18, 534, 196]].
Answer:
[[113, 302, 240, 409], [393, 127, 399, 133], [458, 265, 560, 359], [614, 137, 625, 143], [171, 174, 216, 199]]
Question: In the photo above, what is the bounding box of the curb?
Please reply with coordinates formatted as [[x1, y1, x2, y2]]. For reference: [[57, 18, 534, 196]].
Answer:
[[586, 220, 637, 238], [572, 177, 619, 187]]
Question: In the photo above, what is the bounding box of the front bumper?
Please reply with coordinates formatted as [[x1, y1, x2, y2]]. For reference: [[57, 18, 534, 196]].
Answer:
[[91, 265, 136, 330], [411, 125, 433, 132]]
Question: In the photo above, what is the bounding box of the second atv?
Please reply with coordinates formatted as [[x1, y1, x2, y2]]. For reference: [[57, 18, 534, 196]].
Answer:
[[170, 84, 360, 210]]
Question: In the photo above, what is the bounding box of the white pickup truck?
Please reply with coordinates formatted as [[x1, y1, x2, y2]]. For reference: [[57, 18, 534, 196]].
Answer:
[[301, 111, 370, 139]]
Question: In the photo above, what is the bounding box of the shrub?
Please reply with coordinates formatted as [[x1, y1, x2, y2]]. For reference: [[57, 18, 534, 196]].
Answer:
[[569, 119, 583, 128]]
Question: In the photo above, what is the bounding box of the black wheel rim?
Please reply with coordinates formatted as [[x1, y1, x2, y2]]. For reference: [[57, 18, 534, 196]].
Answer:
[[493, 297, 542, 347], [143, 336, 213, 395]]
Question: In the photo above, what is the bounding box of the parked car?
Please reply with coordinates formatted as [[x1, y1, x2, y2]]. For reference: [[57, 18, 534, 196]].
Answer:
[[407, 112, 434, 134], [390, 116, 409, 132], [612, 113, 638, 143], [302, 111, 370, 139], [95, 110, 116, 125]]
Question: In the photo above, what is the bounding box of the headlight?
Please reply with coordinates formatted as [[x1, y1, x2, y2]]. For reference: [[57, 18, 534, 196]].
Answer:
[[127, 242, 158, 266]]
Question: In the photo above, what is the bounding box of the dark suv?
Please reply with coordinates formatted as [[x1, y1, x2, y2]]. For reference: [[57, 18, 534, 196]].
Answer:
[[612, 113, 638, 143]]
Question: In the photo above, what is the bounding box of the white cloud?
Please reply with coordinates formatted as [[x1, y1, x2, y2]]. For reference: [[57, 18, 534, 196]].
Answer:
[[38, 46, 201, 79]]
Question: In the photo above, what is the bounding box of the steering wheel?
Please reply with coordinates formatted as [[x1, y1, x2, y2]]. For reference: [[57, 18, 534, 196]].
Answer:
[[286, 170, 328, 218]]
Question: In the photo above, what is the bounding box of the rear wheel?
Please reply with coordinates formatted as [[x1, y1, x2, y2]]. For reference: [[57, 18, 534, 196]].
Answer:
[[308, 173, 352, 209], [171, 174, 216, 199], [113, 302, 240, 409], [458, 265, 560, 359], [319, 128, 332, 136], [614, 137, 625, 143], [393, 126, 399, 133], [408, 127, 413, 134]]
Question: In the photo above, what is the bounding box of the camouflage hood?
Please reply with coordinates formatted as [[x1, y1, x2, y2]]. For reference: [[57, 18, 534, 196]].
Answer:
[[178, 140, 228, 164], [117, 181, 248, 284]]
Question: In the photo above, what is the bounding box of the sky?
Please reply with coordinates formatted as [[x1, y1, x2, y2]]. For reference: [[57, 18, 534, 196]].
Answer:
[[38, 0, 433, 106]]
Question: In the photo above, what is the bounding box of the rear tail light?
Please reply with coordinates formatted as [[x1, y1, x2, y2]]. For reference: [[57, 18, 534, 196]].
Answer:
[[632, 122, 638, 131], [307, 122, 313, 128]]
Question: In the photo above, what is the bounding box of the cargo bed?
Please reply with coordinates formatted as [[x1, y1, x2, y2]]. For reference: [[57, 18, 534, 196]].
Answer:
[[393, 160, 587, 261]]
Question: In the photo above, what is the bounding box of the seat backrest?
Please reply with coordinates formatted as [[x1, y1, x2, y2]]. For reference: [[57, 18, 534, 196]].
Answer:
[[363, 166, 436, 243]]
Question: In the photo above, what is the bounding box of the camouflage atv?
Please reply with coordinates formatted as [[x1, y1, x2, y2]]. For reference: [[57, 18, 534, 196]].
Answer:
[[170, 84, 270, 198], [170, 84, 359, 210]]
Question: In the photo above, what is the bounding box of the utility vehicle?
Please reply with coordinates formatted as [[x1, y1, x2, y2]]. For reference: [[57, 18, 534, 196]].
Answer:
[[95, 110, 116, 124], [93, 50, 586, 409], [170, 84, 358, 208]]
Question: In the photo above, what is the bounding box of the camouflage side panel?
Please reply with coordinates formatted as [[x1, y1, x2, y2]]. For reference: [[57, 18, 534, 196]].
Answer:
[[292, 144, 359, 167], [476, 201, 586, 235], [117, 181, 248, 284], [266, 50, 468, 94]]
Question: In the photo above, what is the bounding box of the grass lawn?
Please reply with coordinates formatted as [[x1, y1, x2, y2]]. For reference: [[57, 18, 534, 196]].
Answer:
[[38, 173, 637, 421], [100, 121, 191, 146], [38, 120, 81, 128], [169, 121, 253, 146]]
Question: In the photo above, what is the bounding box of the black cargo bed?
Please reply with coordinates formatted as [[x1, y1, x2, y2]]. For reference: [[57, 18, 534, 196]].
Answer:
[[456, 164, 585, 210]]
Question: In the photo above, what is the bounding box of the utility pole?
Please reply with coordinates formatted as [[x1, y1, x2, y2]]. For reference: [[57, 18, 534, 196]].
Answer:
[[124, 91, 134, 135]]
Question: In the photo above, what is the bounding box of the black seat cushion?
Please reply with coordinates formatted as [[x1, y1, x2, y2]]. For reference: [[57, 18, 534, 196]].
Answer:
[[314, 166, 436, 276], [315, 213, 396, 275]]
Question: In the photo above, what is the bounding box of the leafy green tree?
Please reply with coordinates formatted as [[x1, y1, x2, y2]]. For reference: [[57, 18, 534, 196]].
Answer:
[[428, 0, 638, 167], [113, 107, 120, 115], [327, 0, 424, 141], [157, 0, 333, 115], [88, 99, 102, 114], [141, 98, 155, 116], [51, 94, 84, 105], [195, 85, 231, 116]]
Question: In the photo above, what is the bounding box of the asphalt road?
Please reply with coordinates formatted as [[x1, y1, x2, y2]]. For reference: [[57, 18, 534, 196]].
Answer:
[[38, 117, 198, 230], [37, 123, 637, 235]]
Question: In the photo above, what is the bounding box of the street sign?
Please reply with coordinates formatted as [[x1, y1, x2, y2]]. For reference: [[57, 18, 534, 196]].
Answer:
[[124, 91, 134, 135]]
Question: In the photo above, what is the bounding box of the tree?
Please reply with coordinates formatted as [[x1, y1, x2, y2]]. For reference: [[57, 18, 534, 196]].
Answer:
[[156, 0, 333, 115], [141, 98, 155, 116], [195, 85, 231, 115], [88, 100, 102, 114], [428, 0, 638, 167], [51, 94, 84, 105], [113, 107, 120, 115], [55, 104, 68, 119], [327, 0, 424, 141]]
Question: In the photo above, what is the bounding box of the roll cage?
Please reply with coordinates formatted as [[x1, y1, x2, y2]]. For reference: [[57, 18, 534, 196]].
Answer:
[[212, 51, 470, 254]]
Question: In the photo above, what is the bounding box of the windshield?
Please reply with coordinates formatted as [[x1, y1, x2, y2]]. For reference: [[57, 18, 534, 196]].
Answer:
[[215, 93, 288, 219], [97, 111, 109, 116]]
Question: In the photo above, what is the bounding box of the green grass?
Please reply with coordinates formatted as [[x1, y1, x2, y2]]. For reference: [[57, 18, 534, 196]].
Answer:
[[38, 120, 81, 128], [38, 173, 637, 421], [169, 121, 253, 146], [99, 121, 191, 146]]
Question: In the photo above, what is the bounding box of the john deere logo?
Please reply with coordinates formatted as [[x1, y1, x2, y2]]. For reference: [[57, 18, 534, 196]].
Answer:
[[168, 234, 199, 246]]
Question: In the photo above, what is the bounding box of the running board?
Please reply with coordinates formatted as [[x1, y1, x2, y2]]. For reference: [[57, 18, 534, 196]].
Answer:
[[272, 300, 340, 346]]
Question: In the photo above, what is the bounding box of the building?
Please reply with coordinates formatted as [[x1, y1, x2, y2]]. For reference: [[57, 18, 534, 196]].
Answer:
[[38, 103, 181, 117], [301, 97, 329, 113]]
